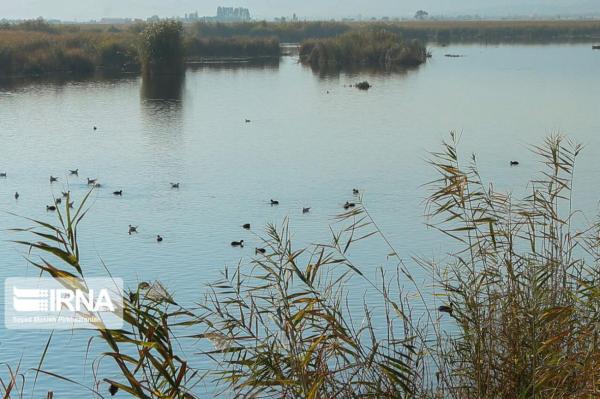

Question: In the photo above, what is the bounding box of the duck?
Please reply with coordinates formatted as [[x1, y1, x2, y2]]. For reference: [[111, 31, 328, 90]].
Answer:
[[302, 207, 311, 214], [255, 248, 266, 255], [438, 305, 453, 315], [62, 191, 70, 198], [93, 126, 97, 131], [0, 172, 6, 177], [49, 176, 58, 183], [94, 183, 102, 188], [344, 201, 356, 210], [245, 119, 251, 123], [242, 223, 251, 230], [128, 225, 138, 235], [14, 192, 19, 200], [170, 183, 180, 189], [270, 199, 279, 206], [510, 161, 520, 166], [87, 178, 97, 185], [157, 235, 163, 242], [46, 205, 57, 212], [352, 188, 359, 195], [113, 190, 123, 196], [69, 169, 78, 175], [231, 240, 244, 247]]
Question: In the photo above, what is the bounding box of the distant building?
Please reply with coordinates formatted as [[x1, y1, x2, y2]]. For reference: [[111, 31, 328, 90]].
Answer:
[[178, 7, 252, 23], [216, 7, 251, 21]]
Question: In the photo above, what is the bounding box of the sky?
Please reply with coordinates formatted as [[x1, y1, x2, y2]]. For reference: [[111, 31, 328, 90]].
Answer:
[[1, 0, 600, 21]]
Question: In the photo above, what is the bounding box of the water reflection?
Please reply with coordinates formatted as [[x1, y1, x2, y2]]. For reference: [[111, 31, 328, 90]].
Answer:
[[0, 72, 137, 92], [141, 73, 186, 102], [302, 63, 423, 80], [140, 74, 186, 147], [187, 57, 280, 72]]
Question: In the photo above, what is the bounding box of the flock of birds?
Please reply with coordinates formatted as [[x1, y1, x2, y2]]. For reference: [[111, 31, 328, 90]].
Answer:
[[229, 189, 360, 254], [1, 165, 181, 244], [1, 154, 363, 253]]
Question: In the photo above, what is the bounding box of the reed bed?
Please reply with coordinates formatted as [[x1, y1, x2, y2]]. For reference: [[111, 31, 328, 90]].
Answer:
[[300, 29, 427, 71], [184, 36, 280, 59], [4, 134, 600, 398], [0, 20, 280, 78], [0, 30, 139, 77], [189, 20, 600, 43]]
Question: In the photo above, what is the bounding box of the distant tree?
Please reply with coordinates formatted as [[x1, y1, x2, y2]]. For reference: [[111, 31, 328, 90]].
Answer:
[[139, 20, 184, 77], [414, 10, 429, 20]]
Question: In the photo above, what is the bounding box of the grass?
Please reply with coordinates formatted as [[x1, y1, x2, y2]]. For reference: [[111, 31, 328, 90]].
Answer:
[[300, 29, 427, 71], [4, 134, 600, 397]]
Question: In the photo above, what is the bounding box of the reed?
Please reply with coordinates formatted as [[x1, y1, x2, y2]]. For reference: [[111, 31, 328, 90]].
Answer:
[[184, 36, 280, 59], [0, 30, 139, 77], [189, 19, 600, 43], [424, 133, 600, 398], [300, 29, 427, 71]]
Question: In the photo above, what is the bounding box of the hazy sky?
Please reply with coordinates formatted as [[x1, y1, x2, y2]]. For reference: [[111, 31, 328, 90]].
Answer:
[[2, 0, 600, 21]]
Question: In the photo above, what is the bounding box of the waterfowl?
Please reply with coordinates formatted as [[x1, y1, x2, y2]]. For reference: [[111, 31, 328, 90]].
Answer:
[[344, 201, 356, 210], [87, 178, 97, 185], [55, 198, 62, 204], [14, 192, 19, 200], [255, 248, 266, 255], [69, 169, 78, 175], [231, 240, 244, 247], [93, 126, 97, 131], [128, 225, 138, 235], [0, 172, 6, 177], [270, 199, 279, 206], [113, 190, 123, 196], [242, 223, 251, 230], [62, 191, 70, 198], [170, 183, 180, 189], [510, 161, 520, 166], [46, 205, 57, 212], [157, 235, 163, 242], [94, 183, 103, 188], [438, 305, 453, 315], [353, 188, 359, 195], [302, 207, 311, 214], [245, 119, 251, 123], [49, 176, 58, 183]]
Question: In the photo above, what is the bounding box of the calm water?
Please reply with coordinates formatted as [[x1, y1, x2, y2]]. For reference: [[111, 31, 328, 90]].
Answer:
[[0, 44, 599, 396]]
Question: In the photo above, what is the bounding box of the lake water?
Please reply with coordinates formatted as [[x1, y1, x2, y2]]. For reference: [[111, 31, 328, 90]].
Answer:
[[0, 44, 599, 396]]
